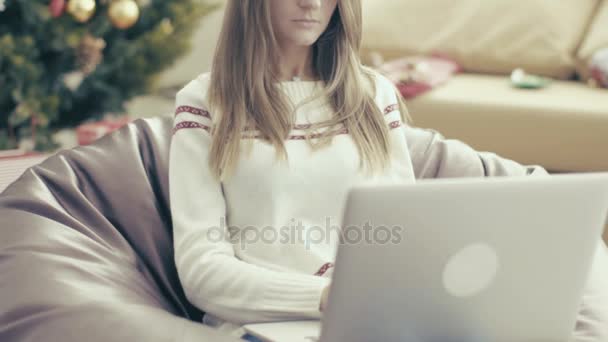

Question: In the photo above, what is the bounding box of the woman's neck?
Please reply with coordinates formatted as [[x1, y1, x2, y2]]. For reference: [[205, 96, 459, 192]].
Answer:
[[276, 44, 317, 82]]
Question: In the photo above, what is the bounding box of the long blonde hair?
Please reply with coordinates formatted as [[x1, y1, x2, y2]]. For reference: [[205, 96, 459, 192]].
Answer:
[[208, 0, 409, 181]]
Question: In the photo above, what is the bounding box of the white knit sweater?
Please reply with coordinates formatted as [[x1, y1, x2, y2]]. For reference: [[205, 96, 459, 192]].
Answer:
[[170, 72, 415, 333], [169, 72, 608, 339]]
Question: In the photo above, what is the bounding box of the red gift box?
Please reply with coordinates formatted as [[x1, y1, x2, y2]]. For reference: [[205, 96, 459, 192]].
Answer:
[[76, 116, 132, 146], [377, 54, 462, 99]]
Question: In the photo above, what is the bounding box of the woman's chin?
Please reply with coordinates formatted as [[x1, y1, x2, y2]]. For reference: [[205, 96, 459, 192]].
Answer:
[[287, 35, 322, 48]]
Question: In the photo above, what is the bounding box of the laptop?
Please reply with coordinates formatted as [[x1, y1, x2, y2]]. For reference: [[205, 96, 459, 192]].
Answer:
[[244, 173, 608, 342]]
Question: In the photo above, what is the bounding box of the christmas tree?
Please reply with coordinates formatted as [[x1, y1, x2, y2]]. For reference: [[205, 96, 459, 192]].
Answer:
[[0, 0, 217, 151]]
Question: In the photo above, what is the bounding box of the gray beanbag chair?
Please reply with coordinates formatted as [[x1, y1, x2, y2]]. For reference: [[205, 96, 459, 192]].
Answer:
[[0, 117, 239, 342]]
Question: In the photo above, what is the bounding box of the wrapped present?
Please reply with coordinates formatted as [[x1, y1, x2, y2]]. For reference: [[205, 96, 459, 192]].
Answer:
[[76, 115, 132, 146], [376, 54, 462, 99]]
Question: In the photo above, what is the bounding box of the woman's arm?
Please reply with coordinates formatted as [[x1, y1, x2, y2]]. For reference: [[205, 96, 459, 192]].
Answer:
[[403, 125, 547, 178], [402, 121, 608, 341], [373, 70, 547, 179], [169, 79, 329, 325]]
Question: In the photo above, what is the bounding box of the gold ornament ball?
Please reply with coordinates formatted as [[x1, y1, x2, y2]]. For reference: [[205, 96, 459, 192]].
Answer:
[[67, 0, 97, 23], [108, 0, 140, 30]]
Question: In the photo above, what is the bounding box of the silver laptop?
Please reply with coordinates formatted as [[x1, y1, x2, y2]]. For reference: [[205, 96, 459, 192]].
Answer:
[[245, 173, 608, 342]]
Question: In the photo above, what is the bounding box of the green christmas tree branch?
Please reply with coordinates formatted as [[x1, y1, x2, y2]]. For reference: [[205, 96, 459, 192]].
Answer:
[[0, 0, 218, 151]]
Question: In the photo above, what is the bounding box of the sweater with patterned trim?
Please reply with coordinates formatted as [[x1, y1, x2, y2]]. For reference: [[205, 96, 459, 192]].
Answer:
[[169, 72, 415, 333]]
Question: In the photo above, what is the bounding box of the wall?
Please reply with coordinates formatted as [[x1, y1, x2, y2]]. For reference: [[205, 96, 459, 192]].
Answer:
[[126, 2, 225, 118]]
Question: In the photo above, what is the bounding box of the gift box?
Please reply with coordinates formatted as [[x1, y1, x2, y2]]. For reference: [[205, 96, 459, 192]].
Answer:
[[76, 116, 132, 146], [376, 54, 463, 99]]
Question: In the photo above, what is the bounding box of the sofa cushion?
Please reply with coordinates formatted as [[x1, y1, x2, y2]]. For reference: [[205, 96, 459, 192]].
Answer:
[[577, 0, 608, 81], [362, 0, 599, 79], [405, 74, 608, 172]]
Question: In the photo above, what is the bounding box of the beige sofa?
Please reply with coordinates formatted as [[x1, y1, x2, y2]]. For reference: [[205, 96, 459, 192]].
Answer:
[[362, 0, 608, 173]]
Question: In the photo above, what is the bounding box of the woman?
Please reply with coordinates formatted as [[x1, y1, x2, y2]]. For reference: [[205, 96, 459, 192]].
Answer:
[[169, 0, 608, 340]]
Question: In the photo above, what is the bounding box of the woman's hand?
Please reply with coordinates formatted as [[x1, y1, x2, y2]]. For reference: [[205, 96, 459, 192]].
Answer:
[[320, 284, 330, 312]]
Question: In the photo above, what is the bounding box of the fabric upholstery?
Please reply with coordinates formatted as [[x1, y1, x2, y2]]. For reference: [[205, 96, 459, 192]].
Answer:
[[577, 0, 608, 81], [0, 117, 240, 342], [362, 0, 599, 79]]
